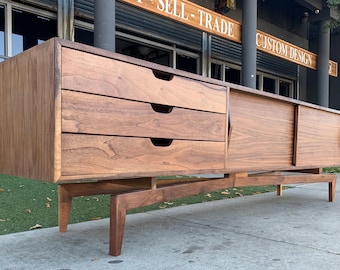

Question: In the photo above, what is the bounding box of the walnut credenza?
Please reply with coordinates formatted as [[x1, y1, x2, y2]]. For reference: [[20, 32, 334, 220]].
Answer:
[[0, 38, 339, 256]]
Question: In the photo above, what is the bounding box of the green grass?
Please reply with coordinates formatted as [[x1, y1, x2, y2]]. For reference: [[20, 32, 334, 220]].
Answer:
[[0, 175, 111, 235], [3, 168, 338, 235], [324, 167, 340, 173]]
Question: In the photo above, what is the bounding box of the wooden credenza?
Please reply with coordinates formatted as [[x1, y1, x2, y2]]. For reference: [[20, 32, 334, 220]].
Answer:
[[0, 38, 339, 255]]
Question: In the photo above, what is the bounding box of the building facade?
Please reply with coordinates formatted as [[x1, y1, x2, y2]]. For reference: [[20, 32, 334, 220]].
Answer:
[[0, 0, 339, 109]]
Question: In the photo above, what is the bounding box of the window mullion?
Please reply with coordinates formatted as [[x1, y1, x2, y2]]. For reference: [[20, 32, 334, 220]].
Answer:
[[5, 3, 11, 57]]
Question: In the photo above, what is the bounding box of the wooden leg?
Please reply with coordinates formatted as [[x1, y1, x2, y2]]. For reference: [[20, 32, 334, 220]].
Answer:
[[58, 173, 336, 256], [276, 184, 283, 196], [329, 178, 336, 202], [58, 185, 72, 233], [109, 195, 127, 256]]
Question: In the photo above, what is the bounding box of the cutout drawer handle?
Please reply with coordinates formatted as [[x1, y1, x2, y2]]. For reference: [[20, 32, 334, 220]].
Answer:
[[227, 109, 233, 150], [150, 138, 173, 147], [152, 70, 174, 81], [151, 103, 173, 113]]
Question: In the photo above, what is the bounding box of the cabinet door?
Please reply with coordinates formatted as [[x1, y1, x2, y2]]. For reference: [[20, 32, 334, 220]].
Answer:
[[226, 90, 295, 171], [295, 105, 340, 167]]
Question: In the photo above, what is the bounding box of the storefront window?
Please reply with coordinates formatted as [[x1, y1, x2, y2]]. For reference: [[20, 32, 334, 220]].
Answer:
[[256, 74, 261, 90], [0, 5, 4, 58], [279, 80, 291, 97], [211, 63, 222, 80], [225, 65, 240, 84], [75, 27, 94, 46], [258, 73, 295, 98], [116, 38, 171, 66], [12, 32, 23, 56], [176, 54, 198, 74], [263, 77, 276, 94], [210, 61, 240, 83], [12, 9, 56, 56]]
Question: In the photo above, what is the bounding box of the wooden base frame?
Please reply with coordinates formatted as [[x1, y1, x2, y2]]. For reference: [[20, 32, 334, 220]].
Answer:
[[58, 171, 336, 256]]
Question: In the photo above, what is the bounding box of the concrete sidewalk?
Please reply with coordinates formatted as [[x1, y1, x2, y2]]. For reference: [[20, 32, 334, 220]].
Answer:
[[1, 178, 340, 270]]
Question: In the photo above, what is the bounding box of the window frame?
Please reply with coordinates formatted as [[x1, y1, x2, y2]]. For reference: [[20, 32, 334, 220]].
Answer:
[[257, 71, 296, 98], [210, 58, 297, 99], [0, 0, 56, 59]]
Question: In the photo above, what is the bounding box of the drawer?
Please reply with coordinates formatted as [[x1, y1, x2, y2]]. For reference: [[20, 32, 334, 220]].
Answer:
[[62, 90, 226, 141], [61, 134, 225, 179], [61, 48, 227, 114]]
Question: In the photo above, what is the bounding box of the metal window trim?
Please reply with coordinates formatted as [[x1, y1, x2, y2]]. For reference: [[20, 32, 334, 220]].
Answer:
[[0, 0, 57, 18], [4, 2, 11, 57], [58, 0, 75, 40], [11, 0, 57, 12], [256, 65, 297, 81]]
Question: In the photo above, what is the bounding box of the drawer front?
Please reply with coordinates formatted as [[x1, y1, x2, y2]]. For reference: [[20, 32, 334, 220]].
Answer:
[[61, 134, 225, 178], [62, 90, 226, 141], [61, 48, 226, 113]]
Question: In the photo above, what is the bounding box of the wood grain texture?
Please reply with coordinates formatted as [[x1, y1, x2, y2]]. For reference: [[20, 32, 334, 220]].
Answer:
[[226, 90, 295, 171], [58, 184, 72, 232], [110, 195, 127, 256], [61, 48, 227, 113], [295, 105, 340, 167], [61, 134, 225, 178], [1, 38, 340, 184], [0, 39, 58, 181], [54, 40, 63, 182], [61, 90, 226, 141], [111, 173, 336, 211]]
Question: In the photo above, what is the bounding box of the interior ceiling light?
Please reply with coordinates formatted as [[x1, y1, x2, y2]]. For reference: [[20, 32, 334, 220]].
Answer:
[[226, 0, 237, 10], [215, 0, 236, 15]]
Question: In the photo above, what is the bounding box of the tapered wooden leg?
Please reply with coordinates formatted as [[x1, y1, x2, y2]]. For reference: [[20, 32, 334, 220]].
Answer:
[[329, 179, 336, 202], [58, 185, 72, 233], [110, 195, 127, 256], [277, 184, 283, 196]]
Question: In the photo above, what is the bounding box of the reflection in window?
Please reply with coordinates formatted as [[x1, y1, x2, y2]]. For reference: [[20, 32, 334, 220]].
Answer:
[[12, 9, 56, 55], [0, 5, 4, 56], [279, 80, 290, 97], [211, 63, 222, 80], [12, 33, 23, 56], [116, 38, 171, 66]]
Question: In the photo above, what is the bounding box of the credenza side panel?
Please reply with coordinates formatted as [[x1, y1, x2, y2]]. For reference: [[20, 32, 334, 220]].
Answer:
[[0, 40, 57, 181]]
